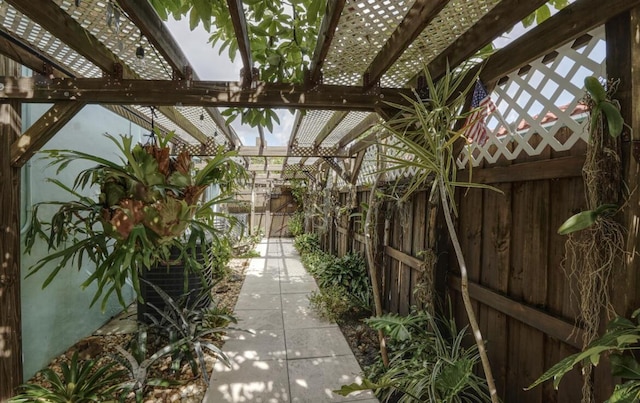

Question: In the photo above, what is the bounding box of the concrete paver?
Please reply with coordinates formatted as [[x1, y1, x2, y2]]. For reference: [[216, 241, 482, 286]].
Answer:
[[205, 238, 378, 403]]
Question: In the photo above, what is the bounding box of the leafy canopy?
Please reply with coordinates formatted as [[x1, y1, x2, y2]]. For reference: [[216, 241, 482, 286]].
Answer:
[[150, 0, 326, 130]]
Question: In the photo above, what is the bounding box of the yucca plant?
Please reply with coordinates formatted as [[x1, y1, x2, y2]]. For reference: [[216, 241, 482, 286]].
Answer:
[[10, 351, 125, 402], [24, 131, 246, 309]]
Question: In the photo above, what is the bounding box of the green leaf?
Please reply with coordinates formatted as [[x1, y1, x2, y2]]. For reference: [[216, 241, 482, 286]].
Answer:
[[333, 379, 390, 396], [600, 101, 624, 137], [557, 210, 597, 235], [585, 76, 607, 103], [611, 354, 640, 380]]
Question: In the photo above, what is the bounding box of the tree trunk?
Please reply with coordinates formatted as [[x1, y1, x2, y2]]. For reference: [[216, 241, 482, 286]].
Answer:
[[439, 177, 499, 403]]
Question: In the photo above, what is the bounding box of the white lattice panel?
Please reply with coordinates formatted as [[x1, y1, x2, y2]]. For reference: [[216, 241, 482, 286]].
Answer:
[[175, 106, 227, 146], [457, 26, 605, 168], [382, 0, 500, 87], [320, 111, 372, 148], [0, 1, 226, 148], [293, 110, 335, 146], [355, 143, 377, 187], [0, 2, 100, 77], [323, 0, 412, 86], [56, 0, 172, 80]]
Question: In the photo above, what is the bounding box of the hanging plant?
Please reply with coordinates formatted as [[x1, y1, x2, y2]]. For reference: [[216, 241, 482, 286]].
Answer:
[[25, 131, 246, 309], [529, 77, 627, 402]]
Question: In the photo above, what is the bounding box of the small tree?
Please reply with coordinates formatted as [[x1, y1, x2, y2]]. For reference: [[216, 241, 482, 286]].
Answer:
[[380, 66, 500, 402]]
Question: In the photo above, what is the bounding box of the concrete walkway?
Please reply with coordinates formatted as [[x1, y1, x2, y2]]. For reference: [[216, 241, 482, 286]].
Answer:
[[204, 238, 378, 403]]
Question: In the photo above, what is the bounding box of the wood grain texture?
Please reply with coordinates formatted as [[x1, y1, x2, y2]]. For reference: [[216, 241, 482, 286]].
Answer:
[[0, 98, 22, 400]]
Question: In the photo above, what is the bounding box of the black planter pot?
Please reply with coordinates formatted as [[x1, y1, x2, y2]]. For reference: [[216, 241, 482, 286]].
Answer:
[[137, 242, 212, 323]]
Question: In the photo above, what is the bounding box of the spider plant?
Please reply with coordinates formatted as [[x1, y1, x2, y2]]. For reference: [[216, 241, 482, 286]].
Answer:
[[376, 64, 500, 402], [336, 310, 490, 402], [10, 351, 125, 402], [24, 131, 246, 309]]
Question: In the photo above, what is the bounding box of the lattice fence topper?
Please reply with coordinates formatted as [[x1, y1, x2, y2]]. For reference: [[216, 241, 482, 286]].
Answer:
[[456, 26, 605, 168], [172, 136, 229, 156]]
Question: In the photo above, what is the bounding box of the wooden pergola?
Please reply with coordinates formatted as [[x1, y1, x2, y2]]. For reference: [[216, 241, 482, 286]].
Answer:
[[1, 0, 640, 399]]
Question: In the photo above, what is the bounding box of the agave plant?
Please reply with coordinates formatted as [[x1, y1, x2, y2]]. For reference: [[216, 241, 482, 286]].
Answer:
[[10, 351, 125, 402], [111, 328, 184, 403], [24, 131, 246, 309]]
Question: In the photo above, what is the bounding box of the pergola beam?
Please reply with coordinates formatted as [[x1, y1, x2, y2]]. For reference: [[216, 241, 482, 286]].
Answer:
[[423, 0, 548, 82], [362, 0, 449, 89], [480, 0, 640, 86], [0, 24, 176, 138], [238, 145, 351, 158], [6, 0, 117, 77], [337, 113, 378, 149], [115, 0, 191, 78], [0, 28, 69, 78], [313, 111, 348, 148], [6, 0, 210, 145], [0, 77, 410, 111], [309, 0, 346, 85], [11, 101, 86, 167], [116, 0, 243, 151], [350, 150, 366, 184], [323, 156, 351, 183], [226, 0, 254, 86]]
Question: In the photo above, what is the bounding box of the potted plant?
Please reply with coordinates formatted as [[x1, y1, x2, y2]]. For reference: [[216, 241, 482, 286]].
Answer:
[[25, 131, 246, 311]]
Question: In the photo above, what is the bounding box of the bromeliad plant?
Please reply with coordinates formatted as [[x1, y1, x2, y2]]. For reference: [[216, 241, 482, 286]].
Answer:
[[9, 351, 125, 403], [25, 131, 246, 309]]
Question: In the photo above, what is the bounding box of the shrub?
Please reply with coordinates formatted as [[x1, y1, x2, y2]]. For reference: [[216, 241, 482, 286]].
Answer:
[[336, 310, 490, 402], [10, 352, 125, 403], [293, 233, 320, 255], [317, 253, 370, 307], [288, 211, 305, 237], [209, 236, 233, 279], [308, 288, 352, 322]]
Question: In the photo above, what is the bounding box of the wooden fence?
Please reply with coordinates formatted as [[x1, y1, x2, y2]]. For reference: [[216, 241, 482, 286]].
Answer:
[[311, 128, 634, 401]]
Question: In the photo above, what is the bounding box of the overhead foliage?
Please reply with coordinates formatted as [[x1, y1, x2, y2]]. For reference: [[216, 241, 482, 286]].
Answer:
[[150, 0, 326, 130], [522, 0, 569, 28]]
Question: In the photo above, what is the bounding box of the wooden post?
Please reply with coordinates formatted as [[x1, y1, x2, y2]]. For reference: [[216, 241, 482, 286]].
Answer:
[[250, 184, 256, 235], [601, 7, 640, 401], [0, 60, 22, 398]]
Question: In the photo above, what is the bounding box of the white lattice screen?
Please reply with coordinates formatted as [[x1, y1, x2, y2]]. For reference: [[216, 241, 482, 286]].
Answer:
[[347, 26, 607, 189], [456, 26, 606, 168]]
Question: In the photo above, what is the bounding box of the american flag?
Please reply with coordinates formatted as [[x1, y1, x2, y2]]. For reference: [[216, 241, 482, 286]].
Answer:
[[463, 80, 497, 146]]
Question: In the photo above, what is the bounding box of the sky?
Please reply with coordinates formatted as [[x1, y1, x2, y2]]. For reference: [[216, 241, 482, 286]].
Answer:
[[164, 17, 295, 147]]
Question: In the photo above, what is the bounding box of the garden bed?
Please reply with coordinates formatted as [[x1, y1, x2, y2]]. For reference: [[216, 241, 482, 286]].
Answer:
[[17, 256, 381, 402]]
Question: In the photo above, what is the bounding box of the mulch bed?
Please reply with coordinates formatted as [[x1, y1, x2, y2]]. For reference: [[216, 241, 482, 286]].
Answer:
[[21, 258, 248, 403]]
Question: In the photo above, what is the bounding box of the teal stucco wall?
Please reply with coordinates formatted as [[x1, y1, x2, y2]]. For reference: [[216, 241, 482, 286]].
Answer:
[[20, 104, 142, 378]]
